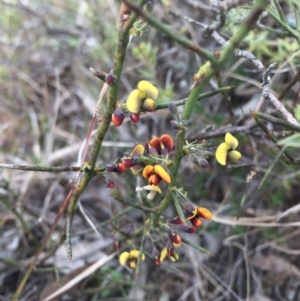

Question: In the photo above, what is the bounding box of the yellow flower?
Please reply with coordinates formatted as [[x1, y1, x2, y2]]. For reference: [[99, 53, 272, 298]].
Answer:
[[215, 133, 242, 165], [119, 250, 145, 269], [126, 80, 158, 114]]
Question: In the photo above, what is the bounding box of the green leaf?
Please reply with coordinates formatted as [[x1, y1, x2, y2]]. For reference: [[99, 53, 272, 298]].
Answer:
[[277, 133, 300, 147]]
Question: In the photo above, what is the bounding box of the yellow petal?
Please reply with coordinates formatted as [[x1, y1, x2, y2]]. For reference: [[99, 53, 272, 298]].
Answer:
[[143, 185, 161, 193], [142, 98, 156, 112], [225, 133, 238, 150], [138, 80, 158, 100], [126, 89, 142, 114], [215, 142, 228, 165], [159, 247, 168, 262], [228, 150, 242, 162], [119, 252, 129, 266], [129, 261, 137, 269], [154, 165, 171, 183], [130, 144, 145, 157], [169, 251, 179, 262], [142, 165, 154, 179], [196, 207, 213, 220], [129, 250, 145, 261]]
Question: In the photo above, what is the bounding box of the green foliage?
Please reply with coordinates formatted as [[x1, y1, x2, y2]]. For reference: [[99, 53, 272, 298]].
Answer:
[[131, 41, 158, 79], [277, 133, 300, 147]]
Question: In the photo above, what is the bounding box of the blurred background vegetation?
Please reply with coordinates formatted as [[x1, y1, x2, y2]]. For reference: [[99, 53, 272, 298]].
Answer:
[[1, 0, 300, 300]]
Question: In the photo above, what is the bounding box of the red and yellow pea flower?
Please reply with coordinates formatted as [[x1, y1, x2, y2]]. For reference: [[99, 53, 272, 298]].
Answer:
[[185, 204, 213, 228], [215, 133, 242, 165], [148, 134, 174, 156], [142, 164, 171, 185], [119, 249, 145, 269], [126, 80, 159, 122]]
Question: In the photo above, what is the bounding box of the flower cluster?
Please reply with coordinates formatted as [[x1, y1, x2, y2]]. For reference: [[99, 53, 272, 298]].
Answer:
[[112, 80, 159, 126], [105, 134, 173, 200], [215, 133, 242, 165]]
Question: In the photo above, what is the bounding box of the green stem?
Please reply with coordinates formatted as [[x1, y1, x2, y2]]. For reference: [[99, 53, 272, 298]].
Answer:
[[267, 7, 300, 46], [66, 1, 147, 260], [253, 111, 300, 132], [272, 0, 286, 23]]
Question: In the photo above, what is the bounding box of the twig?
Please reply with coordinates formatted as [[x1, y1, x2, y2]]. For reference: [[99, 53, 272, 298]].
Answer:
[[278, 70, 300, 100], [235, 49, 299, 125], [262, 64, 299, 125], [0, 163, 104, 173]]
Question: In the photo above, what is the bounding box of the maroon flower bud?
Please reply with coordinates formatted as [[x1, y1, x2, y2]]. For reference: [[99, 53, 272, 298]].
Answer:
[[130, 113, 140, 123], [106, 179, 115, 188], [168, 216, 183, 225], [106, 163, 118, 172], [190, 216, 202, 228], [112, 108, 124, 126], [121, 157, 135, 168], [115, 163, 126, 174], [168, 231, 182, 245], [179, 225, 196, 233], [105, 73, 116, 84], [200, 159, 209, 169]]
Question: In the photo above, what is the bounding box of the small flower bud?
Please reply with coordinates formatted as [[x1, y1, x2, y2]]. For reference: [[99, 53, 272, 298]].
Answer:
[[168, 102, 178, 115], [115, 163, 126, 173], [106, 163, 118, 172], [170, 120, 180, 130], [168, 231, 182, 245], [105, 73, 116, 84], [190, 216, 202, 228], [179, 225, 196, 233], [106, 179, 115, 188], [130, 113, 140, 123], [184, 120, 192, 127], [112, 108, 125, 126], [200, 159, 209, 169], [168, 216, 183, 225], [121, 157, 135, 168]]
